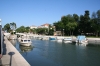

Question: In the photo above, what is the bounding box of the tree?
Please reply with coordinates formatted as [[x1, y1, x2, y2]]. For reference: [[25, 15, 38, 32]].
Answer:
[[53, 21, 64, 31], [10, 22, 16, 31], [97, 10, 100, 19], [73, 14, 79, 22], [4, 23, 11, 32], [83, 10, 90, 34], [90, 10, 100, 37], [16, 26, 26, 33], [36, 28, 48, 35], [65, 15, 78, 35], [78, 10, 91, 35]]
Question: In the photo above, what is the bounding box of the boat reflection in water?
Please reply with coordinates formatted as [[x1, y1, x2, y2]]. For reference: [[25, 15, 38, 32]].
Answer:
[[19, 45, 34, 54], [9, 39, 17, 46]]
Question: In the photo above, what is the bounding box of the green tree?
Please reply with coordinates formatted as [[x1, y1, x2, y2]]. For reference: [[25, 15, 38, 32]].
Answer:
[[25, 27, 30, 33], [4, 23, 11, 32], [53, 21, 64, 31], [90, 10, 100, 37], [36, 28, 48, 35], [78, 10, 90, 35], [16, 26, 26, 33], [10, 22, 16, 31], [83, 10, 90, 34], [65, 15, 78, 35], [73, 14, 79, 22]]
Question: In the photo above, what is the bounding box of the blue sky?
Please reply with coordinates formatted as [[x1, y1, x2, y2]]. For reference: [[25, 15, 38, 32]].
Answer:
[[0, 0, 100, 28]]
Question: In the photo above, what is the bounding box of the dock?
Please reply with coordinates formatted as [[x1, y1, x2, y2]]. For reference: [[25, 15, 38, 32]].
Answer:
[[0, 36, 30, 66]]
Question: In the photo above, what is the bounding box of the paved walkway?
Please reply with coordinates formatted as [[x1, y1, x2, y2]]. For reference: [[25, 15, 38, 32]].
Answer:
[[0, 36, 30, 66]]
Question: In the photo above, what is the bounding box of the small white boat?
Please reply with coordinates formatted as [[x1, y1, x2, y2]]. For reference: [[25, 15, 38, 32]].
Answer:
[[56, 37, 63, 42], [38, 37, 43, 40], [20, 38, 32, 46], [57, 39, 63, 42], [63, 37, 72, 43], [42, 36, 49, 40], [76, 35, 88, 44]]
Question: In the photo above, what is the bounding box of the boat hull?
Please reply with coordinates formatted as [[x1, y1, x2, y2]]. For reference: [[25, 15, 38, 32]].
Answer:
[[57, 39, 63, 42], [20, 42, 32, 46], [76, 40, 88, 44], [64, 41, 72, 43], [63, 38, 72, 43]]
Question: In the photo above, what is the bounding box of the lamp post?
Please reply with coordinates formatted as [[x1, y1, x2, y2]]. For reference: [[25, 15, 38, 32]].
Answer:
[[0, 19, 2, 59], [63, 29, 64, 36], [0, 19, 1, 25]]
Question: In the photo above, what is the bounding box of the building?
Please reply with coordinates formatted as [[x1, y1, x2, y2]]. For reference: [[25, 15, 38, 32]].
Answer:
[[30, 23, 50, 29], [54, 31, 62, 36], [41, 23, 50, 28], [30, 25, 37, 29]]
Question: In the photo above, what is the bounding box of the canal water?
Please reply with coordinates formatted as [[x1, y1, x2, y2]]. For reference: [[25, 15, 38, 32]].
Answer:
[[10, 39, 100, 66]]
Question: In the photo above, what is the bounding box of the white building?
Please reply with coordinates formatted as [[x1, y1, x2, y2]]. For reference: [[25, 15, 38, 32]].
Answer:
[[30, 25, 37, 29]]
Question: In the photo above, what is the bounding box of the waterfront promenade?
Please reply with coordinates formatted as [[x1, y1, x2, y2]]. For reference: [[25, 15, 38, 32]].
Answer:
[[0, 36, 30, 66]]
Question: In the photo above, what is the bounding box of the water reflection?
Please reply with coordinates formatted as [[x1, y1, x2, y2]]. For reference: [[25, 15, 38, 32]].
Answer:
[[9, 39, 17, 46], [19, 45, 34, 53], [76, 43, 87, 46]]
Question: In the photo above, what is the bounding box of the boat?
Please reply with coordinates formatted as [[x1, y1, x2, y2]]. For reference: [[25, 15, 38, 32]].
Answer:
[[76, 35, 88, 44], [63, 37, 72, 43], [56, 37, 63, 43], [49, 37, 57, 41], [42, 36, 49, 40], [19, 38, 32, 46]]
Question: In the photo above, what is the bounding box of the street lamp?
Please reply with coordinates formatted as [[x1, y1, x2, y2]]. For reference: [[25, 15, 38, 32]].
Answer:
[[0, 19, 1, 25], [63, 29, 64, 36]]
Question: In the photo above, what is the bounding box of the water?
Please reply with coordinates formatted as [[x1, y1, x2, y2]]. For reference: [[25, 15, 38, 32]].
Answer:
[[10, 39, 100, 66]]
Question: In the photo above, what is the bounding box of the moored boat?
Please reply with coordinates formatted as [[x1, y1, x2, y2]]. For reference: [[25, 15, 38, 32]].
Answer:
[[56, 37, 63, 42], [49, 37, 57, 41], [63, 37, 72, 43], [76, 35, 88, 44], [19, 38, 32, 46]]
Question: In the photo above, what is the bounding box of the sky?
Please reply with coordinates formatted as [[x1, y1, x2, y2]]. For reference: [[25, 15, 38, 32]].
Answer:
[[0, 0, 100, 28]]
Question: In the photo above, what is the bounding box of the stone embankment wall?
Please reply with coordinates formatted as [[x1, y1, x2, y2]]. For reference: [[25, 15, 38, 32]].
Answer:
[[1, 36, 30, 66]]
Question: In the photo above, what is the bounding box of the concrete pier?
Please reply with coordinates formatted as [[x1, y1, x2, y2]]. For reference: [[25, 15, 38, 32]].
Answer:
[[0, 36, 30, 66]]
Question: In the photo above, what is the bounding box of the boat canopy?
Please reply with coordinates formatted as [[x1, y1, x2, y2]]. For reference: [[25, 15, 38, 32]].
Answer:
[[76, 35, 86, 41]]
